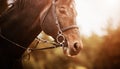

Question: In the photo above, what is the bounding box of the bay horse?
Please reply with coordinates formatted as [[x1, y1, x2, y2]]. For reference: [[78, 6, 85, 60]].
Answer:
[[0, 0, 83, 69]]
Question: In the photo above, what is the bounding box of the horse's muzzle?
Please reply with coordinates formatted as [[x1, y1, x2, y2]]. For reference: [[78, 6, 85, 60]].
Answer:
[[63, 41, 83, 57]]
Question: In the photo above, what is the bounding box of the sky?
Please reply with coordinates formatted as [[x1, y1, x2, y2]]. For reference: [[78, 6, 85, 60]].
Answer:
[[75, 0, 120, 36]]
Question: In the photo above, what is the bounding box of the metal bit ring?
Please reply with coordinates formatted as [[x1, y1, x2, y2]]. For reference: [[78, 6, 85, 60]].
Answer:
[[56, 34, 65, 46]]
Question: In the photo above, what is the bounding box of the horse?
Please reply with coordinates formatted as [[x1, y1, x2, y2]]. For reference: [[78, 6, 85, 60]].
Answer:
[[0, 0, 83, 69]]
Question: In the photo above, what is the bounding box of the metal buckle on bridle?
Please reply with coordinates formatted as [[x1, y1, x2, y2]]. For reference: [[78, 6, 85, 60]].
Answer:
[[56, 31, 65, 46]]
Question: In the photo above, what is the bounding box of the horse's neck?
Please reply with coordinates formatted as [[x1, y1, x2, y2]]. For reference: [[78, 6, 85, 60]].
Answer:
[[0, 0, 52, 69], [0, 0, 52, 47]]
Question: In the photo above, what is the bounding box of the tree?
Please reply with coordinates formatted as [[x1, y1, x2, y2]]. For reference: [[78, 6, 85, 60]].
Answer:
[[94, 19, 120, 69]]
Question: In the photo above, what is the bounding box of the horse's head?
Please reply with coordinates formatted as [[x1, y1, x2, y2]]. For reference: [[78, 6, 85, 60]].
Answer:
[[41, 0, 83, 57]]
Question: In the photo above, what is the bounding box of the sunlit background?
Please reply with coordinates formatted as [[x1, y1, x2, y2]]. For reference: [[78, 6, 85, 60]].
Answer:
[[75, 0, 120, 36]]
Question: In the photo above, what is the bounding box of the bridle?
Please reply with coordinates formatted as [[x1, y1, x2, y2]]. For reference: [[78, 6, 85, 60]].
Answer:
[[41, 0, 79, 47], [0, 0, 79, 54]]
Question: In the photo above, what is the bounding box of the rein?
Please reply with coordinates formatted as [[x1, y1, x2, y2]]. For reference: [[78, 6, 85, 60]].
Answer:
[[0, 33, 61, 51], [0, 0, 79, 54]]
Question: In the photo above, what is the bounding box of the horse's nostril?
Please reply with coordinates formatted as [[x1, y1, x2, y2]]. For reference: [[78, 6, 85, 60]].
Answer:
[[74, 42, 79, 50]]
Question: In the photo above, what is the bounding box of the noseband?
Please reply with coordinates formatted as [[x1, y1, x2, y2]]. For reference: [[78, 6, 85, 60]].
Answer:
[[0, 0, 79, 53]]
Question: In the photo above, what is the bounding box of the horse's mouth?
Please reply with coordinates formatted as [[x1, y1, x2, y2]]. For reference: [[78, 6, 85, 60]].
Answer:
[[63, 46, 81, 57]]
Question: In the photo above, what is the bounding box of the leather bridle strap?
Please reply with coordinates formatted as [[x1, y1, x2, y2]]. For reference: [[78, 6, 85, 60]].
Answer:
[[61, 25, 79, 32]]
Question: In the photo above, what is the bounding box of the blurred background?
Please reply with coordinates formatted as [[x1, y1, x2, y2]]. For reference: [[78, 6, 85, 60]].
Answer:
[[0, 0, 120, 69]]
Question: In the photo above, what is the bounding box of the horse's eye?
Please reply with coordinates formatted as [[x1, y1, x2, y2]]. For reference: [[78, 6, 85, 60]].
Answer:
[[55, 0, 58, 2], [59, 6, 68, 15], [59, 7, 65, 14]]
